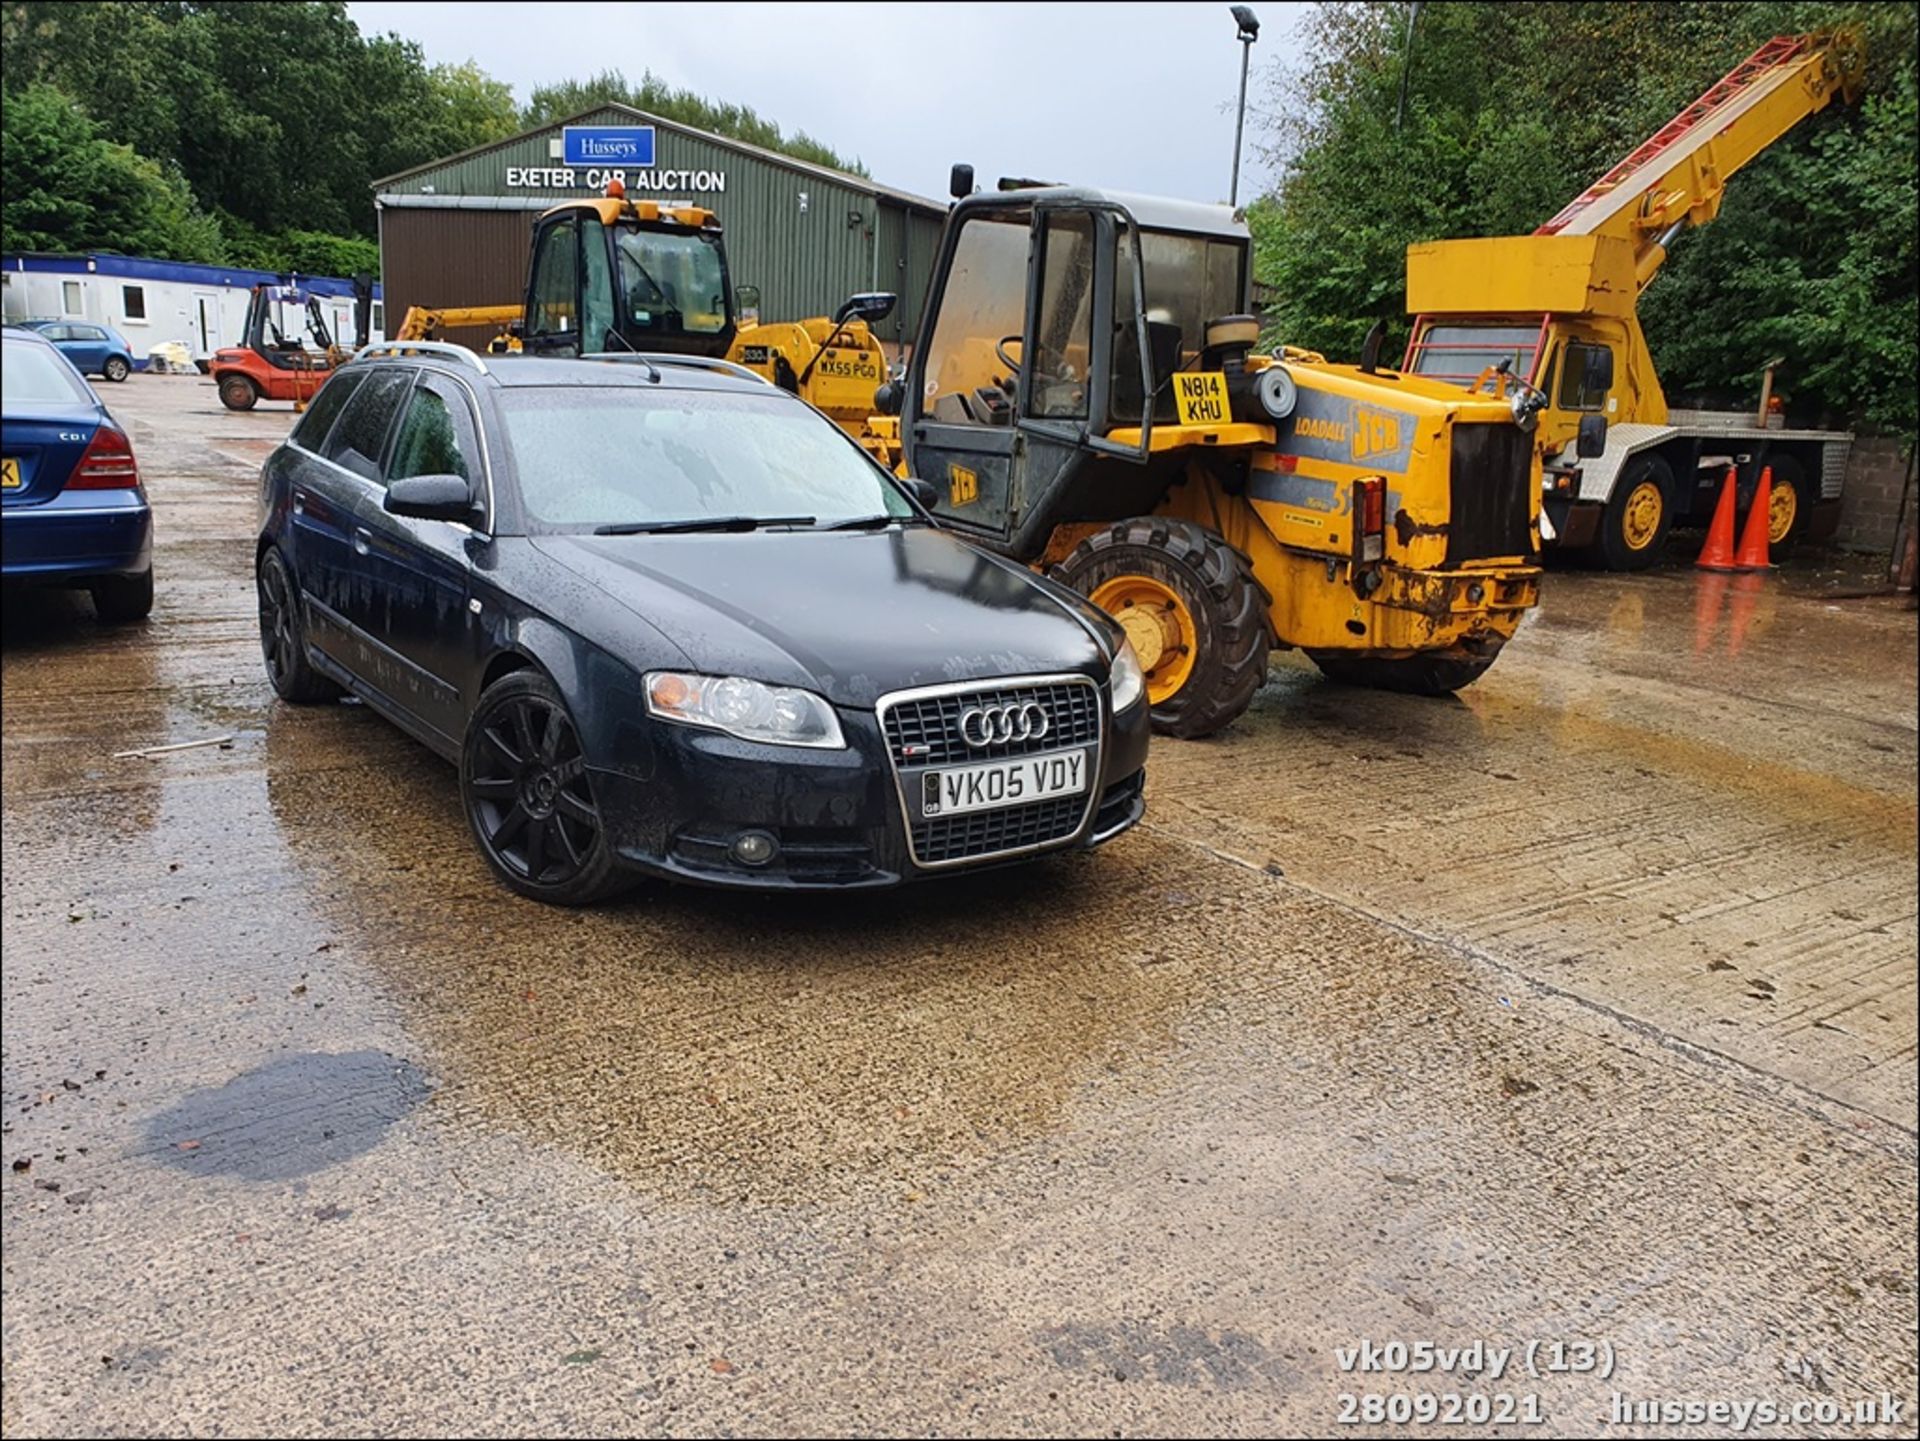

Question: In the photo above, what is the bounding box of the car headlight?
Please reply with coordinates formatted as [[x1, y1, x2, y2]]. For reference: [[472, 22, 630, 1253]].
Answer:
[[1109, 640, 1146, 713], [645, 672, 845, 748], [1256, 364, 1298, 420]]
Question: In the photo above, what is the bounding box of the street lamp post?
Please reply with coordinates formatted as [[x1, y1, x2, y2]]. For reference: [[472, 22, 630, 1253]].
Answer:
[[1229, 5, 1260, 207]]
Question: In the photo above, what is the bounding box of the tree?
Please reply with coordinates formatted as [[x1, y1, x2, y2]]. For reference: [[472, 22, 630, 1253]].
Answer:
[[1, 83, 226, 262], [522, 67, 869, 177], [1249, 1, 1918, 432]]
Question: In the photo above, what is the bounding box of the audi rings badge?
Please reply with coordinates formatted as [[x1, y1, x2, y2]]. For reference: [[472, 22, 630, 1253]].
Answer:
[[958, 702, 1049, 748]]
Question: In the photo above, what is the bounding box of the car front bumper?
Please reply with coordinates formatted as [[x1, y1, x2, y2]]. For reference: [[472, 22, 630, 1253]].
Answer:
[[1, 490, 153, 584], [589, 692, 1150, 891]]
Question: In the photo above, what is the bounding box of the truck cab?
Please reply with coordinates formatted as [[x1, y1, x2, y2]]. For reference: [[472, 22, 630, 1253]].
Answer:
[[520, 194, 737, 359]]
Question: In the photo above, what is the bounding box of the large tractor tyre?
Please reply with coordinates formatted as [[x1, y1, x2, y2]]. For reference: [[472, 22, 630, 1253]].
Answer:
[[218, 374, 259, 412], [1595, 454, 1674, 571], [1759, 452, 1809, 553], [1311, 652, 1494, 697], [1051, 518, 1270, 740]]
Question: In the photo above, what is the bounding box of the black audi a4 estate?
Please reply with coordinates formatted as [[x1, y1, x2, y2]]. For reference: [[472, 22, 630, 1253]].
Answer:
[[255, 346, 1148, 903]]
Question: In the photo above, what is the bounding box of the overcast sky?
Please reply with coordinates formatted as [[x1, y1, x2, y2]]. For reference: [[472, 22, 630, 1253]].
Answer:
[[345, 1, 1306, 203]]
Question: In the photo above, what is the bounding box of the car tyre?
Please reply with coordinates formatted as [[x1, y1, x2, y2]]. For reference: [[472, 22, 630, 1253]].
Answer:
[[219, 375, 258, 411], [102, 355, 131, 382], [91, 568, 154, 623], [257, 547, 340, 702], [462, 670, 629, 906]]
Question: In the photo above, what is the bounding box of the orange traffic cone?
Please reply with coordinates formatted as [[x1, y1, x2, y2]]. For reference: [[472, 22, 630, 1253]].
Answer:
[[1732, 465, 1774, 572], [1697, 465, 1740, 572]]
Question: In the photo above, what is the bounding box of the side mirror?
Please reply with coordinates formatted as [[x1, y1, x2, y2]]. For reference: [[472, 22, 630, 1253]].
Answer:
[[1584, 344, 1615, 395], [385, 473, 475, 523], [734, 285, 761, 327], [949, 163, 975, 201], [873, 378, 904, 416], [834, 291, 897, 325], [1576, 413, 1608, 459], [900, 476, 940, 510]]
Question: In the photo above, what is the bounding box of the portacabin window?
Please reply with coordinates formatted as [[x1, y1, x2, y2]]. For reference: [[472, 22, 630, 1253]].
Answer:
[[122, 285, 148, 322]]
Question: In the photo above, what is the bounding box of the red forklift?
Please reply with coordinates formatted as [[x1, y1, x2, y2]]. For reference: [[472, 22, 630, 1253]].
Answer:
[[210, 282, 357, 411]]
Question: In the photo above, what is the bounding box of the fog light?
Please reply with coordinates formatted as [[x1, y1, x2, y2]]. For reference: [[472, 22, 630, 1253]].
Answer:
[[730, 830, 778, 867], [1467, 582, 1487, 604]]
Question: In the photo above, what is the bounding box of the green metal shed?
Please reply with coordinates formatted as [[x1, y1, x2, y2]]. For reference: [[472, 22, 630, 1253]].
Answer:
[[372, 104, 947, 348]]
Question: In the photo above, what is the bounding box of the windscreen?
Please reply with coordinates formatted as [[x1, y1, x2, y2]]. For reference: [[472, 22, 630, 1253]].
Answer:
[[614, 227, 729, 337], [2, 339, 93, 405], [1408, 323, 1544, 390], [498, 387, 914, 530]]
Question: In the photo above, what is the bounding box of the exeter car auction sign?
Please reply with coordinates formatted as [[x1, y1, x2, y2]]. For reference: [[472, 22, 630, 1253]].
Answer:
[[506, 125, 727, 193]]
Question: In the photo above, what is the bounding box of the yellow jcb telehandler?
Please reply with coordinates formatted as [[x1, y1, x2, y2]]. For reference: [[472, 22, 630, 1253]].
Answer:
[[855, 169, 1575, 735]]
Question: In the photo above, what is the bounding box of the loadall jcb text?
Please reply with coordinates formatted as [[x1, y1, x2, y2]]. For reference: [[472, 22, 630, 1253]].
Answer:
[[1402, 30, 1864, 569], [858, 170, 1567, 735]]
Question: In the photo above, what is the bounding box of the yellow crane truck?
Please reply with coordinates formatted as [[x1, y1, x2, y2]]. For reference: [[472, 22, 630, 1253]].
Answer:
[[1401, 30, 1865, 570]]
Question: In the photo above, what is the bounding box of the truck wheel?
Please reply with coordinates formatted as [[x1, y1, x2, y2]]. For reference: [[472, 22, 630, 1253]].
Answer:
[[1761, 453, 1808, 551], [1051, 518, 1270, 739], [1596, 454, 1673, 571], [1311, 652, 1495, 696], [218, 375, 258, 411]]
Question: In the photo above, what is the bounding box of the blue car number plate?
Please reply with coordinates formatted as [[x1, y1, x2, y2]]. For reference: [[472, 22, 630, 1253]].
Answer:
[[921, 747, 1088, 818]]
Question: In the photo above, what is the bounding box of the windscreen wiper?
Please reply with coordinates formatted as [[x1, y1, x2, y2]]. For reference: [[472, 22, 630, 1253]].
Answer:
[[820, 514, 913, 530], [592, 515, 817, 536]]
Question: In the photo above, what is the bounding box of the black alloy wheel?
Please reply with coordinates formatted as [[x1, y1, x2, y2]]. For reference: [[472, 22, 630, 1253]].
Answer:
[[257, 548, 339, 701], [461, 671, 625, 905]]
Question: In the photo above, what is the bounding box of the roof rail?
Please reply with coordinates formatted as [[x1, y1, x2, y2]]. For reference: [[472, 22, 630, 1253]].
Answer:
[[353, 340, 489, 375], [582, 352, 771, 385]]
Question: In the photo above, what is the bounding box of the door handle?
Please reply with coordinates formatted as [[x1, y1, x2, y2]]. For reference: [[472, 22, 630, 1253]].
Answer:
[[292, 492, 305, 515], [353, 527, 371, 555]]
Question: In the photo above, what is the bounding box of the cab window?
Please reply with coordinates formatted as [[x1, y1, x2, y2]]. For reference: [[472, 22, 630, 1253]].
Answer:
[[1029, 211, 1095, 421], [580, 214, 616, 351], [1112, 228, 1246, 423], [917, 212, 1029, 426], [1557, 341, 1612, 411], [528, 217, 579, 352]]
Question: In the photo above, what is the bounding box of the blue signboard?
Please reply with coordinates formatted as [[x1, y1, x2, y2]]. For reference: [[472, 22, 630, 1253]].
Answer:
[[562, 126, 656, 168]]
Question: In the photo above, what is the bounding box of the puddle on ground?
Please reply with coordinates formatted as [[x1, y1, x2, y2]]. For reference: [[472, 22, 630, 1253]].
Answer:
[[144, 1050, 430, 1182]]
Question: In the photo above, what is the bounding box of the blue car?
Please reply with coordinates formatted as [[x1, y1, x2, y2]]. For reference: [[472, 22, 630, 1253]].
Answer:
[[17, 319, 137, 382], [2, 326, 154, 620]]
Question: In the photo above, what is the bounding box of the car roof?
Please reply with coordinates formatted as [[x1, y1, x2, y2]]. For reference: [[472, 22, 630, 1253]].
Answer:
[[352, 349, 781, 396]]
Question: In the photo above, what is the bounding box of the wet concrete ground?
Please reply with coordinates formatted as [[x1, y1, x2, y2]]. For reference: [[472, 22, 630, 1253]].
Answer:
[[4, 375, 1915, 1437]]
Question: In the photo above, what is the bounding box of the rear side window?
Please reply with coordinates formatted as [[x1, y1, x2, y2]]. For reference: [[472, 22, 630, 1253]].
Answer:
[[388, 377, 479, 484], [323, 367, 411, 481], [1, 340, 92, 404], [290, 370, 365, 452]]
